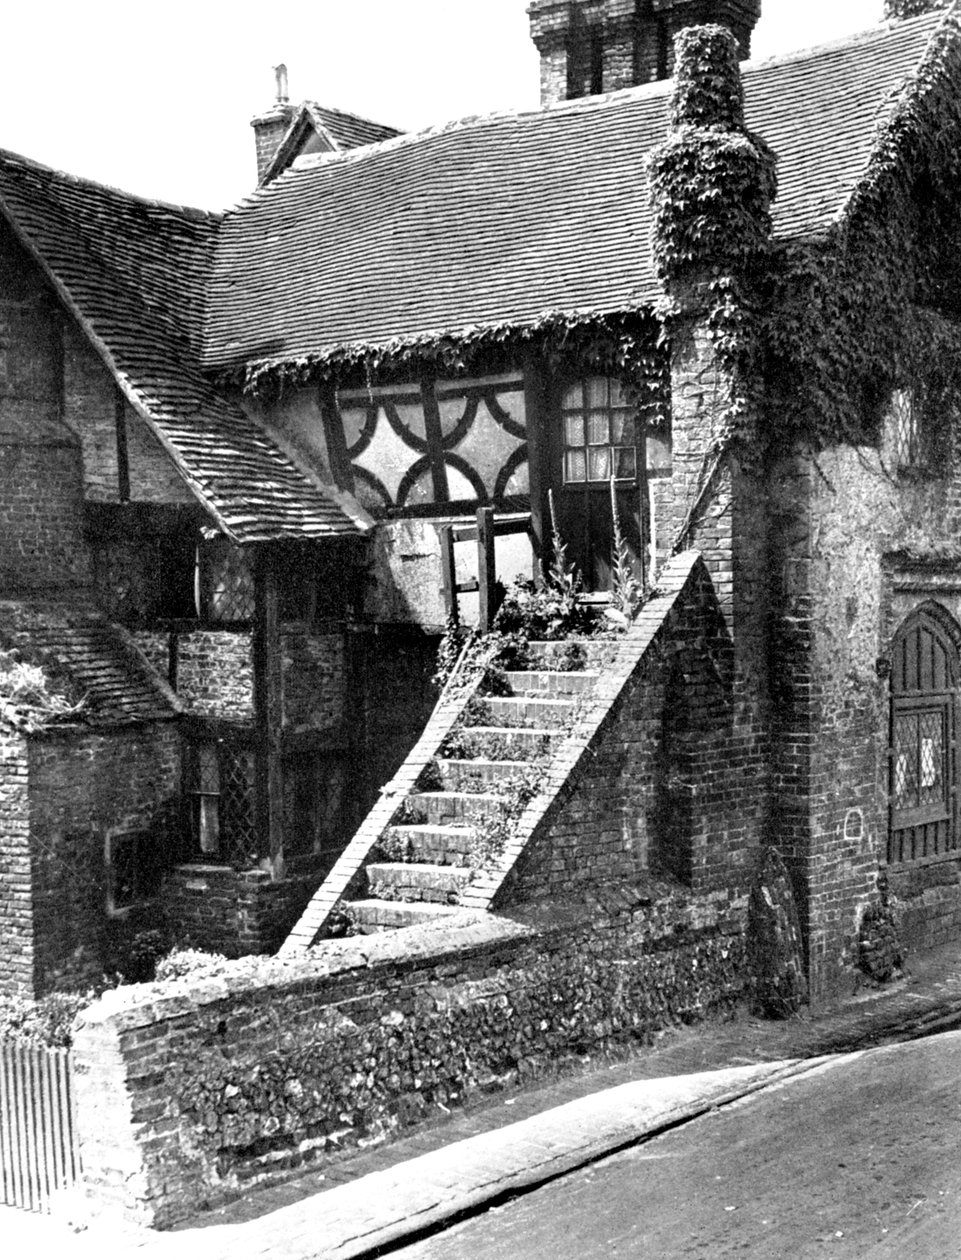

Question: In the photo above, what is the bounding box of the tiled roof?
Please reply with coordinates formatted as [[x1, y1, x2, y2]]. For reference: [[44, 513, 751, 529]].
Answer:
[[0, 152, 370, 542], [261, 102, 403, 185], [0, 601, 179, 729], [203, 12, 945, 373], [307, 104, 403, 150]]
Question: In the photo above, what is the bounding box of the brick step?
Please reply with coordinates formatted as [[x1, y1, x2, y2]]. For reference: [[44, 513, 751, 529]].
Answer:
[[525, 639, 619, 669], [454, 725, 557, 758], [382, 823, 478, 865], [435, 758, 538, 791], [406, 790, 506, 825], [504, 669, 599, 697], [482, 695, 577, 728], [366, 862, 473, 903], [345, 899, 462, 933]]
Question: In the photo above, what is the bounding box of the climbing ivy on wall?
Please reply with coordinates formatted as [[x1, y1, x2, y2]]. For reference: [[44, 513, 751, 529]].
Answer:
[[757, 8, 961, 453], [234, 308, 670, 426]]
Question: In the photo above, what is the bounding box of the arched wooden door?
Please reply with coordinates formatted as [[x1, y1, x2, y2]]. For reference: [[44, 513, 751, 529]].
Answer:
[[889, 610, 960, 864]]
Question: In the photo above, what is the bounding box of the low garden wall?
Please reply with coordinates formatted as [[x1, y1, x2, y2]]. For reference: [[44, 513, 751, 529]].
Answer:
[[72, 883, 747, 1228]]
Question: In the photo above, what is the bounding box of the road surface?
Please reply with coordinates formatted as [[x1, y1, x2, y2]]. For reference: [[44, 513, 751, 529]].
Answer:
[[388, 1029, 961, 1259]]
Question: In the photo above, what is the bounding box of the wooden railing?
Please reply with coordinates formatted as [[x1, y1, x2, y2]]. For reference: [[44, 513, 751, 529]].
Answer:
[[0, 1039, 80, 1212], [437, 508, 533, 633]]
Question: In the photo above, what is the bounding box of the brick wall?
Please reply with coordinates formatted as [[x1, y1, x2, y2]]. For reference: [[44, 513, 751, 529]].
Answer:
[[281, 629, 344, 734], [161, 863, 322, 957], [769, 428, 961, 998], [666, 316, 770, 899], [0, 223, 91, 595], [72, 886, 747, 1226], [350, 626, 441, 825], [172, 630, 254, 721], [0, 724, 32, 992], [26, 722, 180, 993], [497, 559, 737, 905]]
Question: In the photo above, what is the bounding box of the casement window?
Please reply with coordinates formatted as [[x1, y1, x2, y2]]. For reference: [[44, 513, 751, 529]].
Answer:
[[198, 536, 255, 623], [888, 609, 960, 865], [561, 377, 638, 485], [187, 739, 257, 866]]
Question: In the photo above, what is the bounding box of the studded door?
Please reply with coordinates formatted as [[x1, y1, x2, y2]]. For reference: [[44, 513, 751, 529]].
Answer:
[[888, 611, 959, 865]]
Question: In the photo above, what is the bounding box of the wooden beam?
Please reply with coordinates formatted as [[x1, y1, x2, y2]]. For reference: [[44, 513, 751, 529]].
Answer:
[[114, 392, 130, 503], [253, 548, 284, 868], [420, 374, 450, 505]]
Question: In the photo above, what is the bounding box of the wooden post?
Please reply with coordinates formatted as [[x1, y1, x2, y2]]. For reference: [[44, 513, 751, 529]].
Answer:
[[439, 524, 458, 623], [253, 548, 284, 869], [476, 506, 496, 632], [114, 392, 130, 503], [522, 352, 550, 585]]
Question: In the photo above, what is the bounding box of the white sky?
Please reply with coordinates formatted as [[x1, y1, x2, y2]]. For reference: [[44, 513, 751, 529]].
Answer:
[[0, 0, 883, 209]]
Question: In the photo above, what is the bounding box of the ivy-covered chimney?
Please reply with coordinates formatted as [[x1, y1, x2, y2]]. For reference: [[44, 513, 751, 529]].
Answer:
[[528, 0, 762, 106]]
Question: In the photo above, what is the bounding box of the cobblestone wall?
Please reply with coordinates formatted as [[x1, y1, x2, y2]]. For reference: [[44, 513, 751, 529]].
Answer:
[[72, 885, 747, 1226]]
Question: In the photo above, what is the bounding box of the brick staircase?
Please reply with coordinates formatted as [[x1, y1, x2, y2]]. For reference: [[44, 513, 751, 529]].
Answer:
[[280, 550, 703, 954], [345, 647, 603, 933]]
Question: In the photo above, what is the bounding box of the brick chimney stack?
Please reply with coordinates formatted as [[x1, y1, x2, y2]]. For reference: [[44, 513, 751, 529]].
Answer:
[[528, 0, 762, 106], [251, 64, 297, 183]]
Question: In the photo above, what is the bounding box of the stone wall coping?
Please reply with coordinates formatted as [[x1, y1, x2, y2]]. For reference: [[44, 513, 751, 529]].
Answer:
[[75, 911, 534, 1036]]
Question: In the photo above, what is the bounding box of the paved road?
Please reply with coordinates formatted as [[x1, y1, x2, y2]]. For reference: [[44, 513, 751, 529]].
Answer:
[[388, 1030, 961, 1260]]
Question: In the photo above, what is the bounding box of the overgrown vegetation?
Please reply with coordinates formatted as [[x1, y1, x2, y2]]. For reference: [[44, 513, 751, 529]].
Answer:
[[0, 647, 87, 732]]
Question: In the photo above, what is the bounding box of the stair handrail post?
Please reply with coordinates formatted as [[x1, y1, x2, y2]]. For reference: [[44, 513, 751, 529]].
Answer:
[[476, 505, 496, 633]]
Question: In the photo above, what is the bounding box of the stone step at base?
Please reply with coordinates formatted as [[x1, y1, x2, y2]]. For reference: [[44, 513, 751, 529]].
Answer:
[[344, 899, 462, 933], [382, 823, 478, 865], [483, 695, 577, 728], [435, 757, 538, 791], [504, 669, 599, 697], [367, 862, 473, 903], [454, 725, 557, 758], [406, 790, 506, 825]]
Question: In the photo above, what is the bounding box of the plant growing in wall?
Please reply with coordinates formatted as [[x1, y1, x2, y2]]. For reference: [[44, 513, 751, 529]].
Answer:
[[607, 476, 643, 625]]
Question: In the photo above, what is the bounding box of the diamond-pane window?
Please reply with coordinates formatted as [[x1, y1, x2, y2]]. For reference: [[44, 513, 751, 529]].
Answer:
[[188, 740, 257, 866], [202, 537, 254, 623]]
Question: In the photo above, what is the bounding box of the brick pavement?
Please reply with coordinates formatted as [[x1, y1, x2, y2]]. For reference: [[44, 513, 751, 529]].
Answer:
[[5, 940, 961, 1258]]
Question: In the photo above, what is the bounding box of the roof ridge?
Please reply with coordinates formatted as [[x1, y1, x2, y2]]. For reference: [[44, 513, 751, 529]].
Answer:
[[304, 100, 403, 135], [743, 8, 947, 75], [246, 13, 946, 192], [0, 144, 221, 223]]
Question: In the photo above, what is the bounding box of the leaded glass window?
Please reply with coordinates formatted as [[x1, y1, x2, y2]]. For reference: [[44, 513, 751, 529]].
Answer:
[[561, 378, 637, 485]]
